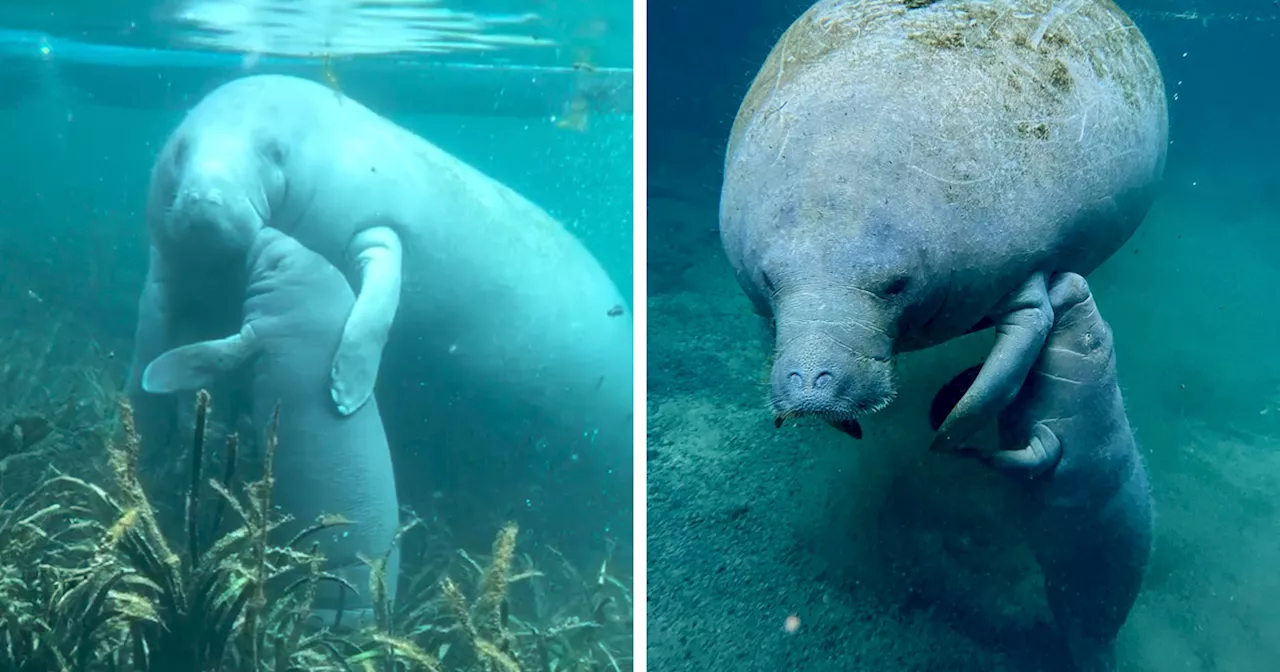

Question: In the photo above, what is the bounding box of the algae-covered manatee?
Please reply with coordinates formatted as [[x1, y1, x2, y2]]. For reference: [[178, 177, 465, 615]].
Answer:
[[720, 0, 1168, 447]]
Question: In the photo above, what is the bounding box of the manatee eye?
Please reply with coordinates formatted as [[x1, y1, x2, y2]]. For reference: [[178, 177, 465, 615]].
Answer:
[[760, 270, 774, 292], [263, 140, 286, 165], [745, 269, 775, 318], [884, 276, 909, 296]]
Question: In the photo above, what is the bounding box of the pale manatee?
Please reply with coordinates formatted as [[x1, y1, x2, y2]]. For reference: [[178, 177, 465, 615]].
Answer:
[[142, 227, 401, 626], [931, 272, 1153, 672], [127, 74, 633, 554], [720, 0, 1167, 449]]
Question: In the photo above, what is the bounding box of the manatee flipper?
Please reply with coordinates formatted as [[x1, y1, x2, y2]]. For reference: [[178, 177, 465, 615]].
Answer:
[[142, 325, 259, 394], [949, 423, 1062, 480], [930, 365, 1061, 476], [1046, 270, 1093, 315], [984, 422, 1062, 477], [962, 316, 996, 335], [829, 418, 863, 440], [331, 225, 403, 416], [127, 251, 179, 447], [930, 272, 1053, 454], [928, 364, 983, 432], [127, 252, 172, 394]]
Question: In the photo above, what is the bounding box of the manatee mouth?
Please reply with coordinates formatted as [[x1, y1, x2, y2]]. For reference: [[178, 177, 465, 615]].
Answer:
[[773, 413, 865, 440], [770, 400, 891, 441]]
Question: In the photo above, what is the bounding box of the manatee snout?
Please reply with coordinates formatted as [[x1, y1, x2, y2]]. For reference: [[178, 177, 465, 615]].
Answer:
[[175, 188, 228, 226], [168, 180, 264, 256], [770, 332, 894, 438]]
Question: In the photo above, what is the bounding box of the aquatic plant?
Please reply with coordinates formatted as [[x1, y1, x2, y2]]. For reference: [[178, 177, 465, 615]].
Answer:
[[0, 389, 429, 671], [0, 468, 102, 670], [391, 520, 634, 672], [0, 324, 633, 672]]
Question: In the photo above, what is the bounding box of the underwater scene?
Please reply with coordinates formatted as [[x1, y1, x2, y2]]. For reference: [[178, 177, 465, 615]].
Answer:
[[0, 1, 633, 670], [647, 1, 1277, 671]]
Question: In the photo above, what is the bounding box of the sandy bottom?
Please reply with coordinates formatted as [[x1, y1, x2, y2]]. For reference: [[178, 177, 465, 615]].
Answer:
[[646, 166, 1280, 671]]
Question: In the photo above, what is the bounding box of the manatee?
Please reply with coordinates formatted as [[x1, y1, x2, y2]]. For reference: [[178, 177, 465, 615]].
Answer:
[[142, 227, 401, 625], [719, 0, 1168, 449], [932, 272, 1153, 672], [127, 74, 633, 552]]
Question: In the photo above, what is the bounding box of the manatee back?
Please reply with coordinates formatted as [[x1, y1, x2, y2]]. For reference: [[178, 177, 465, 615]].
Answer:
[[722, 0, 1168, 285]]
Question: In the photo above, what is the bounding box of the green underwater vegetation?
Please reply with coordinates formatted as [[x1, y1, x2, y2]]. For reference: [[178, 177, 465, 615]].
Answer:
[[0, 329, 632, 672]]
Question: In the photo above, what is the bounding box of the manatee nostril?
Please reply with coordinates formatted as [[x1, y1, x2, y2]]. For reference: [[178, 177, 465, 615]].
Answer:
[[786, 370, 833, 391], [180, 189, 225, 207]]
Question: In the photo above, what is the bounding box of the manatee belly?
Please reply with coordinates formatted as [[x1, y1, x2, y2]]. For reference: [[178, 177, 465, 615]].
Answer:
[[256, 379, 401, 620]]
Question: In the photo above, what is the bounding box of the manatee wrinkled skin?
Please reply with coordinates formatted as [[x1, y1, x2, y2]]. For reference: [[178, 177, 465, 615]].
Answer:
[[934, 272, 1153, 672], [720, 0, 1168, 446]]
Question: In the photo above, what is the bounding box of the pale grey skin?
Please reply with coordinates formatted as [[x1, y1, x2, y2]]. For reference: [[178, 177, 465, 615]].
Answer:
[[141, 227, 401, 625], [936, 272, 1152, 672], [720, 0, 1168, 450], [126, 74, 633, 541]]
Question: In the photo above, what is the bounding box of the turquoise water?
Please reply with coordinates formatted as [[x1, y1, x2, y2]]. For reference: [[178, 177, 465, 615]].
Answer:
[[648, 1, 1279, 671], [0, 2, 633, 669], [0, 0, 633, 68]]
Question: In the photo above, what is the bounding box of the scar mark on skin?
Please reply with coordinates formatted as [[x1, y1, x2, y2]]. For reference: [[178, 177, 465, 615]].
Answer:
[[761, 28, 794, 126], [907, 164, 998, 185], [772, 115, 794, 166]]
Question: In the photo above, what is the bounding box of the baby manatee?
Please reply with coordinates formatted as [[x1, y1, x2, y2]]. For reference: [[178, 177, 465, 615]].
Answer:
[[932, 272, 1153, 672]]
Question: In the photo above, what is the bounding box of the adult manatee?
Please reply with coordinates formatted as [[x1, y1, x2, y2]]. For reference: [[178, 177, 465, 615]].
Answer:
[[142, 227, 401, 625], [719, 0, 1167, 449], [930, 272, 1153, 672], [127, 74, 633, 550]]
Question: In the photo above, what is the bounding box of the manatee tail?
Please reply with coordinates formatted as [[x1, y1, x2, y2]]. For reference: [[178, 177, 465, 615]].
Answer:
[[1066, 634, 1118, 672]]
